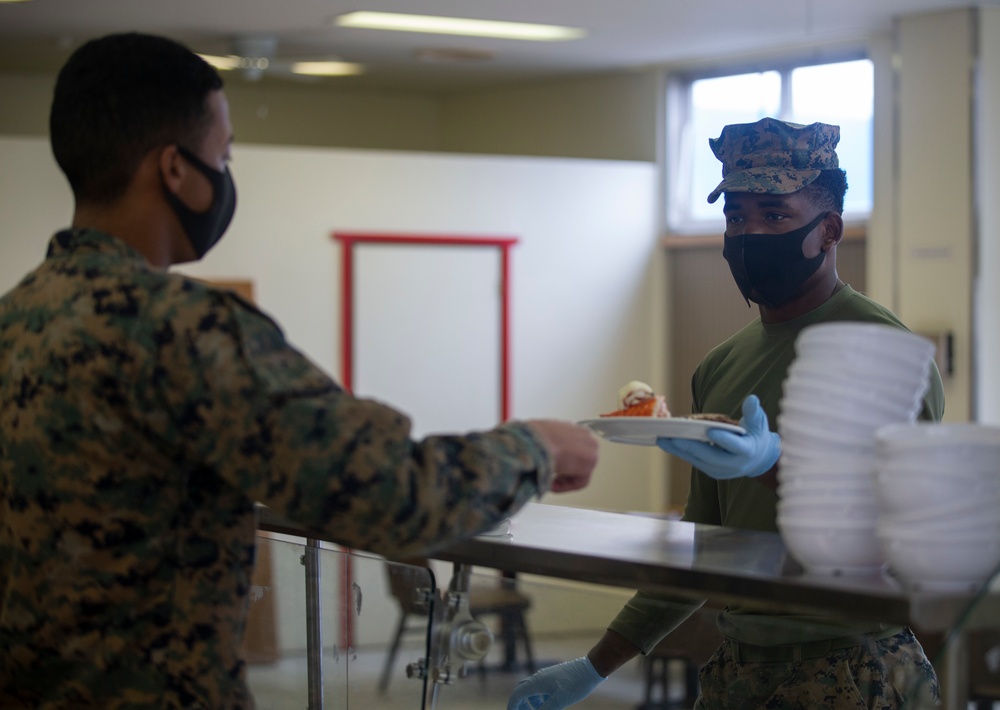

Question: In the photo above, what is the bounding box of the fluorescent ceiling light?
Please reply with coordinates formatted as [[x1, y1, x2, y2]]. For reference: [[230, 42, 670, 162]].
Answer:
[[334, 11, 585, 41], [198, 54, 363, 78], [291, 61, 364, 77], [198, 54, 249, 71]]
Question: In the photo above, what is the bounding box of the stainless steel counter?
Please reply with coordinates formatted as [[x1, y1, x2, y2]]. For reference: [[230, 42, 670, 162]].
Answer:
[[257, 501, 1000, 707], [431, 502, 1000, 633], [257, 502, 999, 632]]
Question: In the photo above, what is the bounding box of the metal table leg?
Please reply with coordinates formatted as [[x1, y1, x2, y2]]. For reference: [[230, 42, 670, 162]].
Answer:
[[940, 629, 969, 710], [304, 538, 324, 710]]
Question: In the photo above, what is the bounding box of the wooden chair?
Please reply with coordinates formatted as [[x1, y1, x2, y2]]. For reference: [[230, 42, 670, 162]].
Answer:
[[378, 559, 536, 692], [637, 606, 722, 710], [964, 629, 1000, 709]]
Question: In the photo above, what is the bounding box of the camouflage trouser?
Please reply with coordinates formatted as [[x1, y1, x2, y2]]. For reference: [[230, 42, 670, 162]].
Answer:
[[693, 628, 939, 710]]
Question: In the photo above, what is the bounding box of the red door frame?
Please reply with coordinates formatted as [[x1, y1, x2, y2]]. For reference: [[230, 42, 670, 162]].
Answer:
[[332, 232, 518, 421], [330, 231, 518, 650]]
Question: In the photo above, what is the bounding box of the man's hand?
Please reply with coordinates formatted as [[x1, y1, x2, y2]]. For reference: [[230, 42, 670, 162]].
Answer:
[[656, 394, 780, 480], [507, 656, 605, 710], [525, 420, 599, 493]]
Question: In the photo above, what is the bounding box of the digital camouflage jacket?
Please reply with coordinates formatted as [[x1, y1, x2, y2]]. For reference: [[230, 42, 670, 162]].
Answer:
[[0, 229, 553, 709]]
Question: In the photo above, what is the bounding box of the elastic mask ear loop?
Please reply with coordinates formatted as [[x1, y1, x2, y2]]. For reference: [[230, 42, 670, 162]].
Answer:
[[736, 237, 751, 307], [162, 145, 237, 259]]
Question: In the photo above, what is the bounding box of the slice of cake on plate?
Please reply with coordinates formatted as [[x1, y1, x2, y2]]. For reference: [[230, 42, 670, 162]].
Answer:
[[600, 381, 671, 418]]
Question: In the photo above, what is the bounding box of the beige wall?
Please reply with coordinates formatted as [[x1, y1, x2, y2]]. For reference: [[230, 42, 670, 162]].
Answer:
[[438, 70, 661, 161], [0, 73, 449, 151], [224, 82, 445, 152], [0, 74, 56, 135], [894, 9, 976, 422], [0, 70, 660, 160]]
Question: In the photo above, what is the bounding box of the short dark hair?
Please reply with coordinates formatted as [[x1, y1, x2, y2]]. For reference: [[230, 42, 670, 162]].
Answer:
[[50, 33, 223, 204], [799, 168, 848, 214]]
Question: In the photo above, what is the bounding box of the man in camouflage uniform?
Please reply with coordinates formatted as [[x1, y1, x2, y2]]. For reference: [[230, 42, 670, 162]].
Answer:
[[507, 118, 943, 709], [0, 33, 599, 709]]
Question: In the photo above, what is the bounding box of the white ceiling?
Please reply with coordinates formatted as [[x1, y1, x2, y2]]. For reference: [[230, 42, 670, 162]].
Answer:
[[1, 0, 997, 92]]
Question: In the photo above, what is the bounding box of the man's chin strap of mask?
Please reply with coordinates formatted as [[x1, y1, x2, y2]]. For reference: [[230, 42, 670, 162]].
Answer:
[[723, 211, 829, 308], [164, 145, 237, 260]]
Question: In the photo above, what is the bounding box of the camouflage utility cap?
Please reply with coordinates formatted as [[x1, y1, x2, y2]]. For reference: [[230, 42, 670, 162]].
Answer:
[[707, 117, 840, 203]]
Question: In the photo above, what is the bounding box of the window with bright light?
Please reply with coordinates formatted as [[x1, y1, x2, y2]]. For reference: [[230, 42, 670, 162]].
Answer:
[[668, 58, 874, 232]]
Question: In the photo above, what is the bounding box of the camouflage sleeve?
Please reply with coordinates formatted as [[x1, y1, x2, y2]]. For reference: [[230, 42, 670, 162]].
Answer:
[[606, 590, 705, 655], [152, 286, 554, 559]]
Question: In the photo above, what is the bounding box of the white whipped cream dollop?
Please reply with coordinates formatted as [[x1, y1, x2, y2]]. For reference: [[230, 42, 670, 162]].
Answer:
[[618, 380, 654, 408]]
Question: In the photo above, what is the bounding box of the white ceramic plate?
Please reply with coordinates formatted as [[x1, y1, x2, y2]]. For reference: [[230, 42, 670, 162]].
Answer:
[[578, 417, 745, 446]]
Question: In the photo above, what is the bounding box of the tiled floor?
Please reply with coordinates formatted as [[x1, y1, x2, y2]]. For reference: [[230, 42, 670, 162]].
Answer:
[[247, 632, 691, 710], [245, 635, 1000, 710]]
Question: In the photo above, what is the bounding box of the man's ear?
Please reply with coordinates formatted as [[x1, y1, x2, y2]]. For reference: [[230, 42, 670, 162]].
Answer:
[[158, 144, 185, 194], [820, 212, 845, 252]]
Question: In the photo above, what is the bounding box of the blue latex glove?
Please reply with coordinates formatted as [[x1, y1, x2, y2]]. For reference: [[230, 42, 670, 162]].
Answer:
[[507, 656, 605, 710], [656, 394, 780, 480]]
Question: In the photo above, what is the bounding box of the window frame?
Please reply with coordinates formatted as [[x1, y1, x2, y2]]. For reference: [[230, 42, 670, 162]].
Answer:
[[665, 49, 872, 237]]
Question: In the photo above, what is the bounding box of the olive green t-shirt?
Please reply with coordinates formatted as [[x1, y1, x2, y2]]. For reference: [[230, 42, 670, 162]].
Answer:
[[608, 285, 945, 650]]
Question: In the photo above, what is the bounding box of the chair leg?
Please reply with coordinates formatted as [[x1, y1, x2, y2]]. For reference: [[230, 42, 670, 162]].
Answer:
[[517, 612, 536, 673], [637, 655, 669, 710], [378, 612, 408, 693], [642, 655, 657, 705], [499, 610, 519, 672], [683, 660, 699, 706]]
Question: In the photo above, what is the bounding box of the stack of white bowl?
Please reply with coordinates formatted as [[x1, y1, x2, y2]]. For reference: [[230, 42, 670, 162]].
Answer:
[[875, 423, 1000, 592], [776, 322, 935, 575]]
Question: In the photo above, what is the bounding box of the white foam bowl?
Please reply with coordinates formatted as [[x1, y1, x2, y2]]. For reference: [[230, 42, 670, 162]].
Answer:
[[790, 350, 931, 391], [880, 515, 1000, 537], [782, 377, 920, 424], [796, 323, 936, 369], [877, 529, 1000, 592], [782, 369, 927, 422], [778, 410, 883, 449], [787, 357, 929, 397], [780, 433, 875, 458], [875, 460, 1000, 479], [778, 456, 876, 482], [875, 470, 1000, 515], [780, 460, 875, 480], [879, 495, 1000, 527], [797, 321, 935, 350], [795, 342, 932, 378], [779, 471, 875, 488], [777, 498, 878, 523], [876, 448, 1000, 473], [876, 422, 1000, 451], [778, 482, 876, 503], [783, 377, 918, 418], [780, 485, 875, 503], [881, 518, 1000, 541], [778, 516, 884, 575], [778, 489, 876, 503], [779, 481, 876, 500], [779, 441, 876, 472]]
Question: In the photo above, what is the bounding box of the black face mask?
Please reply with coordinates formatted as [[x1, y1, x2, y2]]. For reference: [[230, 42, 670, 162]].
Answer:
[[164, 145, 237, 260], [722, 211, 829, 308]]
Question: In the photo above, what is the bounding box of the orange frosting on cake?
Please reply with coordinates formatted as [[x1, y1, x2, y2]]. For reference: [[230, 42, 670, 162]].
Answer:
[[600, 381, 671, 418]]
